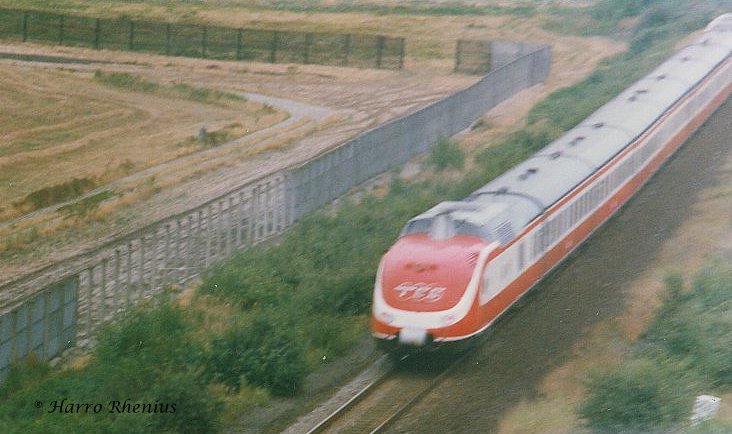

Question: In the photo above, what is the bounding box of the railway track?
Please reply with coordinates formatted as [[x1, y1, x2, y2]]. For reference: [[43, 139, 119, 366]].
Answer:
[[306, 349, 475, 434]]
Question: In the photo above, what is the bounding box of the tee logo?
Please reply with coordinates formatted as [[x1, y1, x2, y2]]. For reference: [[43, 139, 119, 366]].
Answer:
[[393, 282, 446, 302]]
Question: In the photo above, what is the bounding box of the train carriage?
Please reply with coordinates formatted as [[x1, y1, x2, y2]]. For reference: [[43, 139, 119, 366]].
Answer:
[[372, 14, 732, 350]]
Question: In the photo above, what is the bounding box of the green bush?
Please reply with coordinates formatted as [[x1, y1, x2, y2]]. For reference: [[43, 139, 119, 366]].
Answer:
[[300, 314, 363, 359], [591, 0, 660, 21], [0, 356, 50, 401], [93, 70, 160, 93], [579, 358, 691, 432], [581, 263, 732, 431], [201, 253, 287, 310], [644, 264, 732, 387], [15, 177, 97, 212], [94, 302, 202, 370], [0, 302, 219, 433], [148, 373, 221, 434], [206, 312, 308, 396], [429, 136, 465, 170]]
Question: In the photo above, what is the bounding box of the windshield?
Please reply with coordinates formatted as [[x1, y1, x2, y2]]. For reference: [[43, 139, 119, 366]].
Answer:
[[400, 215, 490, 240], [399, 218, 431, 236], [454, 220, 490, 239]]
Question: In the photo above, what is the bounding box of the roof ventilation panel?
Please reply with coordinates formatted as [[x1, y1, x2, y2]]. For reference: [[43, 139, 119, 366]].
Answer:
[[568, 136, 585, 146], [518, 167, 538, 181]]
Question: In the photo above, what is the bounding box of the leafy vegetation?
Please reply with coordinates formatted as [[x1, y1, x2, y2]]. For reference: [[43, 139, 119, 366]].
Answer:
[[170, 82, 244, 104], [0, 302, 221, 434], [579, 263, 732, 432], [543, 0, 718, 44], [93, 71, 245, 104], [13, 177, 97, 213], [428, 136, 465, 170], [93, 70, 160, 93], [58, 190, 117, 217], [205, 310, 308, 396]]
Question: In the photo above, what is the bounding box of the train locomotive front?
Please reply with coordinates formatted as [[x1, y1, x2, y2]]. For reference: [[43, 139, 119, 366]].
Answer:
[[371, 201, 499, 350]]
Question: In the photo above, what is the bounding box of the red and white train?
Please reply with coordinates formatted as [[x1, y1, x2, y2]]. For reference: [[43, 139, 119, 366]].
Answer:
[[372, 14, 732, 350]]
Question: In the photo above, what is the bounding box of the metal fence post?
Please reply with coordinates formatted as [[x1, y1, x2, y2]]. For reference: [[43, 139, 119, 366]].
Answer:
[[114, 249, 121, 315], [304, 33, 313, 64], [128, 20, 135, 50], [150, 229, 158, 293], [201, 25, 207, 58], [269, 31, 278, 63], [342, 34, 351, 66], [165, 23, 171, 55], [85, 267, 93, 339], [376, 35, 385, 69], [100, 259, 107, 322], [236, 28, 243, 60], [94, 18, 101, 49], [398, 37, 405, 69], [454, 40, 462, 73], [42, 290, 49, 359], [22, 11, 28, 41], [24, 305, 31, 360], [58, 15, 64, 45]]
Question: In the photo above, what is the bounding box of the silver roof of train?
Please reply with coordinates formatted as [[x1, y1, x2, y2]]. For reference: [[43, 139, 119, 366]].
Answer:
[[405, 17, 731, 244]]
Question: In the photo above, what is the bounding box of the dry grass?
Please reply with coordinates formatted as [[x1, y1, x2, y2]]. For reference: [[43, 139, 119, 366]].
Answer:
[[0, 63, 285, 217]]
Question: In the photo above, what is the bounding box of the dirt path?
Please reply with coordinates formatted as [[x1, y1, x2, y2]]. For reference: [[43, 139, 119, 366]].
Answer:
[[387, 99, 732, 433]]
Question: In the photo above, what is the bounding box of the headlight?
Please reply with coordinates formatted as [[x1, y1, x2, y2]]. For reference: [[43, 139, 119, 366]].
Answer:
[[379, 312, 395, 324], [441, 314, 457, 325]]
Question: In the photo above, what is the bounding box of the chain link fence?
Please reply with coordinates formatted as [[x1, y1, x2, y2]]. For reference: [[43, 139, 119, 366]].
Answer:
[[0, 41, 551, 379], [0, 8, 405, 69], [0, 278, 76, 381], [455, 39, 546, 74], [454, 39, 491, 74]]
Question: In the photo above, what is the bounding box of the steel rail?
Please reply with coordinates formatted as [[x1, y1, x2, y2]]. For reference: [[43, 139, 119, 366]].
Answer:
[[307, 347, 477, 434], [306, 366, 394, 434]]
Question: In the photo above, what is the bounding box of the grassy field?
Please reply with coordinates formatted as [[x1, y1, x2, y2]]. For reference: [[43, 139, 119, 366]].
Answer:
[[0, 65, 284, 218]]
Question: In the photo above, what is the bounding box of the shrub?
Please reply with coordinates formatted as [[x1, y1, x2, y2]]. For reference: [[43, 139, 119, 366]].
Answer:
[[591, 0, 660, 21], [0, 357, 50, 400], [206, 312, 308, 396], [93, 70, 159, 93], [579, 358, 690, 432], [171, 82, 243, 103], [14, 177, 97, 212], [148, 373, 221, 434], [94, 302, 201, 369], [301, 314, 363, 359], [201, 252, 288, 310], [582, 263, 732, 432], [429, 136, 465, 170], [644, 264, 732, 387], [58, 190, 116, 218], [0, 303, 216, 433]]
